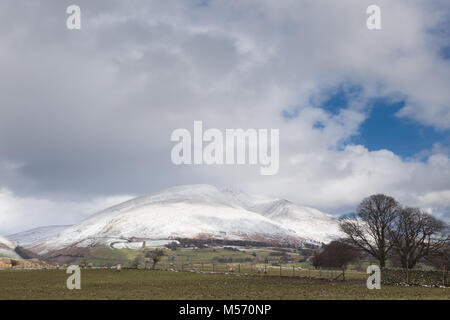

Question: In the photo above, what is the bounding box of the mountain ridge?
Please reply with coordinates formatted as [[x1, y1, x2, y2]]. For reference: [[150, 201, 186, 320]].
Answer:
[[22, 185, 342, 254]]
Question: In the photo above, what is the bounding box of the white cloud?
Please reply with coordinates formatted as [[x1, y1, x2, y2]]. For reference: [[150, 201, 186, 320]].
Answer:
[[0, 0, 449, 230], [0, 188, 133, 234], [242, 146, 450, 214], [418, 190, 450, 208]]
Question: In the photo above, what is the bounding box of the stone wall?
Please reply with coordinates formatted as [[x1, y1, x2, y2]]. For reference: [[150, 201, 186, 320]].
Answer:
[[0, 259, 13, 268], [0, 257, 54, 269], [382, 268, 449, 287]]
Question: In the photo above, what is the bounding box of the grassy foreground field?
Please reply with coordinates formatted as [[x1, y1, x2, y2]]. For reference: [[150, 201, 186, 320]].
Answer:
[[0, 269, 448, 300]]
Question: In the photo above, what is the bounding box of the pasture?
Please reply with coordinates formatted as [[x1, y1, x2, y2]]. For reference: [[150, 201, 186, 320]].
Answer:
[[0, 269, 448, 300]]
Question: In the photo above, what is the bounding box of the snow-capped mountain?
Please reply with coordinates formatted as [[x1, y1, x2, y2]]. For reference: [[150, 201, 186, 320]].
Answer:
[[0, 235, 21, 259], [8, 225, 71, 247], [30, 185, 342, 254]]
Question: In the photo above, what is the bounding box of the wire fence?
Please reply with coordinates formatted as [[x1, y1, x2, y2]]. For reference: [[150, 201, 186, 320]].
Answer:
[[135, 259, 368, 281]]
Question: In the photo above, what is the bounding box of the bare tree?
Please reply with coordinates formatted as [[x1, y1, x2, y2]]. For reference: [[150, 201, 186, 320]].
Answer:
[[426, 245, 450, 270], [311, 250, 322, 270], [10, 259, 19, 268], [426, 244, 450, 286], [316, 240, 360, 280], [389, 207, 449, 271], [132, 253, 145, 269], [145, 249, 164, 269], [165, 242, 178, 250], [339, 194, 400, 268]]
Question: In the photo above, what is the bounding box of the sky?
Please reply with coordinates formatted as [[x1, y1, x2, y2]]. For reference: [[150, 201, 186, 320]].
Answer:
[[0, 0, 450, 234]]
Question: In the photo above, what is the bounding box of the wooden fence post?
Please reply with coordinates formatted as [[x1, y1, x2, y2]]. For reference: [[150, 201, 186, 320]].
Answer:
[[443, 265, 446, 287]]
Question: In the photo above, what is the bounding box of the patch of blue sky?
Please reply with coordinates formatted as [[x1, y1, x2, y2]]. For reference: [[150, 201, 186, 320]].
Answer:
[[282, 84, 449, 158], [354, 99, 449, 158]]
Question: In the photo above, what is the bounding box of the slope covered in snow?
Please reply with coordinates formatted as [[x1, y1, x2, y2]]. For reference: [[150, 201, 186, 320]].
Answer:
[[8, 225, 71, 247], [0, 235, 20, 258], [252, 200, 344, 243], [208, 189, 343, 243], [0, 235, 16, 249], [31, 185, 342, 254]]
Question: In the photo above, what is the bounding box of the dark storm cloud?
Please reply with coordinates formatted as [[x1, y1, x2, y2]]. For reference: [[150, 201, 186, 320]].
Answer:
[[0, 1, 449, 233]]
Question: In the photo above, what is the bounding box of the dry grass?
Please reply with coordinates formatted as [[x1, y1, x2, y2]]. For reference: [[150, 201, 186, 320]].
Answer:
[[0, 269, 448, 300]]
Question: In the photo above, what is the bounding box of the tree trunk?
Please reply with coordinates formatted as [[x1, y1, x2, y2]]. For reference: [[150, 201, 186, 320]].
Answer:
[[405, 265, 409, 284], [379, 257, 386, 269]]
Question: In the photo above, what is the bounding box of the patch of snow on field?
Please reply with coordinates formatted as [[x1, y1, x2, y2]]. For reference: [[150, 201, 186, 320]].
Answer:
[[111, 240, 179, 250]]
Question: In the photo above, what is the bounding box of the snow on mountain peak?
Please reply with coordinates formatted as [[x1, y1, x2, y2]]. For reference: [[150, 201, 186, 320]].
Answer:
[[89, 184, 240, 219]]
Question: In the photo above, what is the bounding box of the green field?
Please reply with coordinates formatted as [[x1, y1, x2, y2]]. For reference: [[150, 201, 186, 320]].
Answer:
[[77, 246, 304, 267], [0, 269, 448, 300], [73, 246, 378, 281]]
